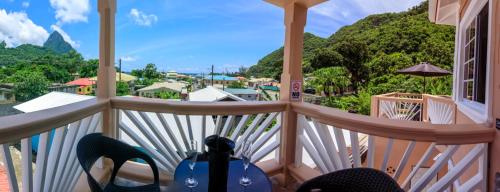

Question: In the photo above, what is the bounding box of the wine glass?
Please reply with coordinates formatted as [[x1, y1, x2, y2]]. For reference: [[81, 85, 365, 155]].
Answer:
[[239, 140, 253, 187], [185, 140, 199, 188]]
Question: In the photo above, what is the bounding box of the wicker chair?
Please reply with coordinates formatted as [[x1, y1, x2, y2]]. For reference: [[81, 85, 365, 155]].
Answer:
[[77, 133, 160, 192], [296, 168, 404, 192]]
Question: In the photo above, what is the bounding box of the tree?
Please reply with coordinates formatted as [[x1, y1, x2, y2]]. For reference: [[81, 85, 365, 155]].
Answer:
[[131, 69, 144, 79], [0, 41, 6, 49], [156, 91, 180, 100], [79, 59, 99, 78], [227, 81, 246, 89], [309, 67, 350, 96], [333, 38, 370, 94], [116, 81, 130, 96], [143, 63, 160, 79], [11, 70, 50, 101], [310, 47, 343, 69]]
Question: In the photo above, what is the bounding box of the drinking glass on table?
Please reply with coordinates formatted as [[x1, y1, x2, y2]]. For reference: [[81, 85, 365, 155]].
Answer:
[[185, 140, 199, 188], [239, 140, 253, 187]]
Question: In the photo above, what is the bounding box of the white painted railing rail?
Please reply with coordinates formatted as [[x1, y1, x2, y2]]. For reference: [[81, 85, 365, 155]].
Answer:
[[110, 97, 286, 182], [0, 99, 107, 192], [290, 102, 494, 192]]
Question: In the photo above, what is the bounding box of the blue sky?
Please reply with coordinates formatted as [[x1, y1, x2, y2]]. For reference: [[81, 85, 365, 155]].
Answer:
[[0, 0, 424, 73]]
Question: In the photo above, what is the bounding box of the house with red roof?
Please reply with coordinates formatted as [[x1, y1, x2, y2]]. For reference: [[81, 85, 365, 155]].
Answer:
[[66, 78, 95, 95]]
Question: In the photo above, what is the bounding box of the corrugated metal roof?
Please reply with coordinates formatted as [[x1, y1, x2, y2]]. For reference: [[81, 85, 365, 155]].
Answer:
[[14, 92, 94, 113], [188, 86, 244, 101], [223, 88, 258, 95], [137, 82, 187, 93], [204, 75, 238, 81]]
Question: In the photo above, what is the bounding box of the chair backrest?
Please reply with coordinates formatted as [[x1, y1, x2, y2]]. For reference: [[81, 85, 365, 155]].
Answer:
[[77, 133, 160, 192], [296, 168, 404, 192]]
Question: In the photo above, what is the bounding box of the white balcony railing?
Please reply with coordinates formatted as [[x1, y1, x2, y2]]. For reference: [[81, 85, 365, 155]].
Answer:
[[372, 93, 456, 124], [110, 97, 286, 183], [0, 98, 494, 191], [291, 102, 492, 192], [0, 99, 107, 192]]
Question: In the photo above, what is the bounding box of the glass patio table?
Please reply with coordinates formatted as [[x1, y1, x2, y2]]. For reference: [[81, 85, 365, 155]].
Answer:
[[173, 157, 272, 192]]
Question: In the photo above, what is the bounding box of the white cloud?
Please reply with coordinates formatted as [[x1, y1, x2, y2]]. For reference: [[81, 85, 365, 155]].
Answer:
[[50, 0, 90, 25], [0, 9, 49, 47], [120, 56, 136, 62], [51, 25, 80, 48], [22, 1, 30, 8], [129, 8, 158, 26]]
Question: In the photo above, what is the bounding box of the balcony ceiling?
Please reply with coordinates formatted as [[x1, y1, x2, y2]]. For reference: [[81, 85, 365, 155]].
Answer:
[[265, 0, 327, 8], [429, 0, 459, 25]]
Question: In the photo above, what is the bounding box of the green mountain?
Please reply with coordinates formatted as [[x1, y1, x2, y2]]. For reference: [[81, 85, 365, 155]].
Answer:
[[43, 31, 74, 54], [248, 1, 455, 96], [247, 32, 327, 79], [0, 43, 55, 66]]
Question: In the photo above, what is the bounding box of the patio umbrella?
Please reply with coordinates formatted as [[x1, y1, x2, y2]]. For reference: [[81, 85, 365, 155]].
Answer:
[[397, 62, 451, 93]]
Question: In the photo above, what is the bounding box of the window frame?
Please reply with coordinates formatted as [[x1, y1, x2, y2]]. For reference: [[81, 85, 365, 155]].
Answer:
[[455, 0, 492, 123]]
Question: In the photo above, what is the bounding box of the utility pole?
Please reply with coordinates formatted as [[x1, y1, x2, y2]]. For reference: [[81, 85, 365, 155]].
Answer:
[[211, 65, 214, 86], [119, 58, 122, 82]]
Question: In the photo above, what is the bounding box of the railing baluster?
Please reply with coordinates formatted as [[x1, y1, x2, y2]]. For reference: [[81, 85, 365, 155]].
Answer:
[[50, 120, 81, 192], [61, 114, 102, 191], [55, 115, 94, 191], [428, 144, 483, 192], [393, 141, 416, 180], [303, 119, 335, 172], [120, 121, 174, 172], [220, 115, 235, 137], [235, 114, 265, 151], [1, 144, 19, 192], [410, 145, 459, 192], [157, 113, 186, 159], [125, 110, 177, 165], [139, 112, 181, 165], [252, 141, 280, 163], [201, 115, 207, 152], [214, 115, 222, 135], [252, 123, 281, 157], [367, 136, 375, 168], [21, 138, 33, 192], [229, 115, 250, 141], [298, 135, 328, 173], [247, 113, 278, 144], [380, 138, 394, 172], [333, 126, 350, 169], [186, 115, 194, 141], [173, 114, 190, 153], [43, 125, 68, 192], [312, 119, 342, 170], [401, 142, 436, 189], [33, 131, 51, 192], [349, 131, 361, 168]]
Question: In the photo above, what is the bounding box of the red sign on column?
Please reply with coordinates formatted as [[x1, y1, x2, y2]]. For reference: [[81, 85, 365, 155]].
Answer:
[[291, 80, 302, 101]]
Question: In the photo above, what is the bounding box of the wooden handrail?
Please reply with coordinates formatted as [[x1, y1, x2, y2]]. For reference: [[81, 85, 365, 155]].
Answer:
[[291, 102, 494, 144], [0, 99, 108, 144], [111, 97, 287, 115], [375, 95, 424, 103]]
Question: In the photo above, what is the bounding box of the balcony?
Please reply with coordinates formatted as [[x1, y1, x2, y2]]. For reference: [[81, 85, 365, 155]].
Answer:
[[0, 96, 494, 191], [0, 0, 497, 191]]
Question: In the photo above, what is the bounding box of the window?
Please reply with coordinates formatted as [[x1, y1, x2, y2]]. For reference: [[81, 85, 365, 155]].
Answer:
[[462, 3, 488, 104]]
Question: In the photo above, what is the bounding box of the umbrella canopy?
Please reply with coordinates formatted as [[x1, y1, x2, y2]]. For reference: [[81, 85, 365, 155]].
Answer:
[[397, 62, 451, 77]]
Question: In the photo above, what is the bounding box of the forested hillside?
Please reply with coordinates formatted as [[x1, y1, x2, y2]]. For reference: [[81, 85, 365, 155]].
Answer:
[[0, 32, 98, 101], [248, 1, 455, 114]]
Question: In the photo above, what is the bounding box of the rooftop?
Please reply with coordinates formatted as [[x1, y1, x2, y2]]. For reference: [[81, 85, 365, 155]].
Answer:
[[204, 75, 238, 81], [223, 88, 258, 95]]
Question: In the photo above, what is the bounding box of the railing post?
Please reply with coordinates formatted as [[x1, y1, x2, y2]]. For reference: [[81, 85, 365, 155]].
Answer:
[[370, 96, 380, 117], [97, 0, 117, 139], [279, 2, 307, 188]]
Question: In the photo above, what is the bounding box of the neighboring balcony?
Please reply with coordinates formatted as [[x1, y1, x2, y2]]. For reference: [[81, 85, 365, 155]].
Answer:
[[0, 96, 494, 192]]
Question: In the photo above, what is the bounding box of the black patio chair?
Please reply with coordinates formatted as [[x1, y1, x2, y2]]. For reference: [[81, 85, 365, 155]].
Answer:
[[77, 133, 160, 192], [296, 168, 404, 192]]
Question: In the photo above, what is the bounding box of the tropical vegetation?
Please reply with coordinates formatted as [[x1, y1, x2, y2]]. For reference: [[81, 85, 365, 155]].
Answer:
[[248, 1, 454, 114]]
